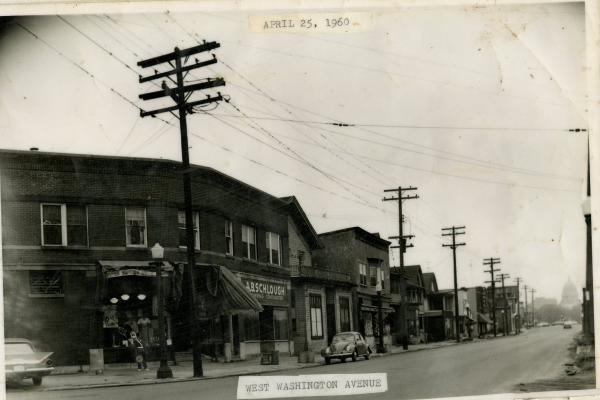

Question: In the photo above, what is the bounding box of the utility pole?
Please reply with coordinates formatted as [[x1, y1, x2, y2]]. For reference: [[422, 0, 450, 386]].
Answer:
[[514, 278, 522, 333], [523, 285, 529, 328], [530, 289, 537, 327], [384, 186, 418, 351], [496, 274, 510, 335], [137, 43, 225, 378], [442, 227, 466, 343], [483, 258, 500, 337]]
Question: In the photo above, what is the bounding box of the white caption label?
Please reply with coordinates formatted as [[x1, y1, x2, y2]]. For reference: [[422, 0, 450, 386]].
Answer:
[[249, 13, 374, 34], [237, 373, 387, 398]]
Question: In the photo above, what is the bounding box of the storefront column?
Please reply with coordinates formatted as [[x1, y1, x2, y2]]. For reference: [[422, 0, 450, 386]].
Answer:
[[225, 314, 234, 362]]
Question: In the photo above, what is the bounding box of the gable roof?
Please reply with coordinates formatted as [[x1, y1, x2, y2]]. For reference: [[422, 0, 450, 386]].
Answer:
[[422, 272, 439, 294], [279, 196, 324, 251], [390, 265, 424, 288]]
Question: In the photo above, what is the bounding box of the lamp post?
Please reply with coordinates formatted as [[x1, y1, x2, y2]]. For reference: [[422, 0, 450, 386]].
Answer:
[[152, 243, 173, 379], [376, 282, 385, 354]]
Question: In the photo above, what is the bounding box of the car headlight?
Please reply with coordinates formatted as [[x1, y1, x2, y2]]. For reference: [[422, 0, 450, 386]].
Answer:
[[46, 359, 53, 367], [324, 347, 331, 354], [344, 344, 352, 352]]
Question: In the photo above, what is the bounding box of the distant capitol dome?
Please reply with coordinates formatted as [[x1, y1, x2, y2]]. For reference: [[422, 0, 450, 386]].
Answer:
[[560, 278, 581, 309]]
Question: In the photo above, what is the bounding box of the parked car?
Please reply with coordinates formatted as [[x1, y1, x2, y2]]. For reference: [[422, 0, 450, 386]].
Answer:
[[321, 332, 372, 365], [537, 322, 550, 327], [564, 323, 572, 329], [5, 338, 54, 386], [552, 321, 564, 326]]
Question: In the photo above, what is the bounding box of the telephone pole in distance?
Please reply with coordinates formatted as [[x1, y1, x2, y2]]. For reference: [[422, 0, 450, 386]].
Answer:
[[483, 258, 500, 337], [496, 273, 510, 335], [384, 186, 418, 351], [530, 288, 537, 327], [137, 42, 225, 378], [442, 226, 466, 343]]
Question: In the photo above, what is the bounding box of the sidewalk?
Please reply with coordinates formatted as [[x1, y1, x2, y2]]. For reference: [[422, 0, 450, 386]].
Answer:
[[9, 339, 472, 392]]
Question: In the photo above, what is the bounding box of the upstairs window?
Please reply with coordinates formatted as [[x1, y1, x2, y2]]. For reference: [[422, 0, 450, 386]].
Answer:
[[178, 211, 199, 250], [266, 232, 282, 265], [370, 266, 377, 287], [126, 207, 146, 247], [41, 204, 88, 246], [359, 263, 367, 286], [242, 225, 257, 260], [225, 220, 233, 255]]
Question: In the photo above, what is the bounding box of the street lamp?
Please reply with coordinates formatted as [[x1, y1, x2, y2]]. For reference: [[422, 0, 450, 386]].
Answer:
[[152, 243, 173, 379], [376, 282, 385, 354]]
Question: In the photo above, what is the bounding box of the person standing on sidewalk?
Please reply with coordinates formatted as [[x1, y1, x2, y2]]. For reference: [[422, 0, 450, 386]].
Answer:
[[130, 332, 149, 371]]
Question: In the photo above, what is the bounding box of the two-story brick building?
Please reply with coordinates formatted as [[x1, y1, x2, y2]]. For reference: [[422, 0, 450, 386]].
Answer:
[[1, 149, 294, 367], [312, 227, 392, 352]]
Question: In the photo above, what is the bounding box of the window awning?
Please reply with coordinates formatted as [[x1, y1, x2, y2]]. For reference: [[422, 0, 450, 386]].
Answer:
[[477, 313, 493, 324]]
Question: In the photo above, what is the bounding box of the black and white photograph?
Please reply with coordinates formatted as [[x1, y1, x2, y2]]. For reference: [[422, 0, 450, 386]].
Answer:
[[0, 1, 599, 399]]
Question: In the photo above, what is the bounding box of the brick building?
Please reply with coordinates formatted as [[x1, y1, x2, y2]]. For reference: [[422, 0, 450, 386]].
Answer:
[[1, 149, 295, 366], [312, 227, 391, 352]]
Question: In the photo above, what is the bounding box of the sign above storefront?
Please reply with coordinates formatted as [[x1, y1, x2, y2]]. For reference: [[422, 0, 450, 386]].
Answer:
[[241, 277, 288, 306], [106, 269, 168, 278]]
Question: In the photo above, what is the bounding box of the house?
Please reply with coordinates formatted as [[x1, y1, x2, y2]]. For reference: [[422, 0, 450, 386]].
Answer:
[[281, 196, 355, 356], [1, 149, 295, 366], [427, 288, 474, 341], [312, 227, 392, 352], [390, 265, 425, 344]]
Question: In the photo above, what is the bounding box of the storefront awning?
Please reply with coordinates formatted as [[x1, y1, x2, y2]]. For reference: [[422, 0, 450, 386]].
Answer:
[[203, 265, 263, 316], [361, 304, 395, 313], [477, 313, 493, 324]]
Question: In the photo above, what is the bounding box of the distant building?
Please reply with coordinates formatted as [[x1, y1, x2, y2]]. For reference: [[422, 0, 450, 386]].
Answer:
[[560, 278, 581, 309]]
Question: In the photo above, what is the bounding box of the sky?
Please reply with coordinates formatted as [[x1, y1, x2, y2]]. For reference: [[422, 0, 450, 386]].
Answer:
[[0, 3, 589, 301]]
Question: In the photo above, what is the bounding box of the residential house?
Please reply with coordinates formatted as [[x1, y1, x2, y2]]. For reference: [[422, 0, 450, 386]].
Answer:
[[427, 288, 474, 341], [281, 197, 355, 355], [390, 265, 425, 344]]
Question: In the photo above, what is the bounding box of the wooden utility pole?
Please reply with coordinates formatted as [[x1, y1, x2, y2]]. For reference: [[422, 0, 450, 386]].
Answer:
[[483, 258, 500, 337], [513, 278, 522, 333], [384, 186, 418, 350], [442, 227, 466, 343], [496, 273, 510, 335], [530, 288, 537, 327], [523, 285, 529, 327], [137, 43, 225, 377]]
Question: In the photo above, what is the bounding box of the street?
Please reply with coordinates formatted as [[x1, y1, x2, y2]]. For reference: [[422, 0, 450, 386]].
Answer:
[[6, 326, 582, 400]]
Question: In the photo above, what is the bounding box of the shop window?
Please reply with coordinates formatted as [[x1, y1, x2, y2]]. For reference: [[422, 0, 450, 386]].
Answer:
[[340, 297, 351, 332], [225, 220, 233, 255], [259, 306, 288, 341], [125, 207, 146, 247], [310, 294, 323, 339], [359, 262, 366, 286], [30, 271, 62, 294], [178, 211, 199, 249], [266, 232, 282, 265], [242, 225, 257, 260], [41, 204, 88, 246], [273, 309, 288, 340], [370, 266, 377, 287], [244, 313, 260, 341]]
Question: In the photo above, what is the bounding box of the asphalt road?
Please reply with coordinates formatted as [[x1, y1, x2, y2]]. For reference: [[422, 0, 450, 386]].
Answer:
[[6, 325, 581, 400]]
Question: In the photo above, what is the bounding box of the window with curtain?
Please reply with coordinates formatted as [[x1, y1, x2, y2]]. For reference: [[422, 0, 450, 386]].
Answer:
[[125, 207, 146, 246], [310, 294, 323, 339], [225, 220, 233, 255], [178, 211, 199, 249], [266, 232, 281, 265], [41, 204, 88, 246], [359, 262, 366, 286]]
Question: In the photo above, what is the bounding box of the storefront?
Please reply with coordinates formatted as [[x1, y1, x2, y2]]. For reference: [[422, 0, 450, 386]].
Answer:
[[95, 261, 183, 365], [233, 272, 291, 359], [358, 297, 393, 350]]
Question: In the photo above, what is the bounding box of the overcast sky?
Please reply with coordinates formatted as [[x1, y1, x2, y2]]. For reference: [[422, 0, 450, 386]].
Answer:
[[0, 3, 588, 301]]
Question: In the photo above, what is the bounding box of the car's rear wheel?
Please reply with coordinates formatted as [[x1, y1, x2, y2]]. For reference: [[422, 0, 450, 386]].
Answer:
[[341, 357, 346, 363], [32, 377, 42, 386], [325, 357, 330, 365], [364, 351, 371, 360], [352, 350, 358, 362]]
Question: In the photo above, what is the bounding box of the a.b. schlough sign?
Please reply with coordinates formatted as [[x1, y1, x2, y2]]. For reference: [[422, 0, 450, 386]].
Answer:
[[242, 278, 287, 305]]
